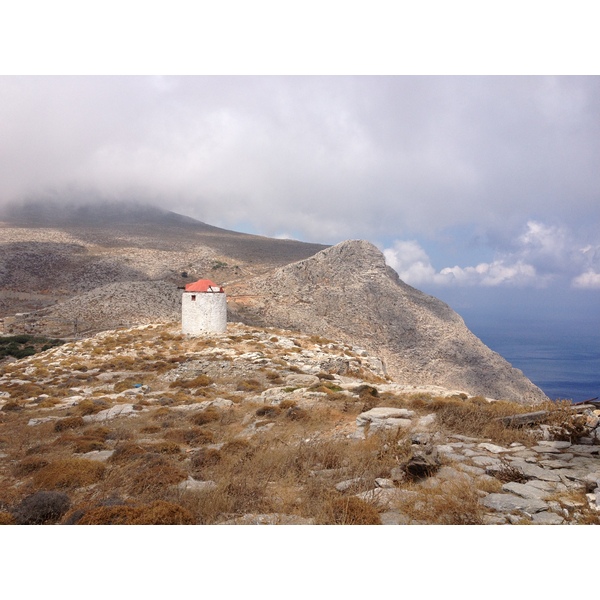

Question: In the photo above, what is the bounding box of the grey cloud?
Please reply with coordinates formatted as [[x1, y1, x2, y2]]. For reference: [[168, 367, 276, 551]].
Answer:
[[1, 76, 599, 247]]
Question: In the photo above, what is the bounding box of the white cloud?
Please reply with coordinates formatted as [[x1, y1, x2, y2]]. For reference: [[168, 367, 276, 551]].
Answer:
[[440, 260, 538, 287], [572, 270, 600, 289], [384, 220, 600, 289], [383, 241, 445, 286]]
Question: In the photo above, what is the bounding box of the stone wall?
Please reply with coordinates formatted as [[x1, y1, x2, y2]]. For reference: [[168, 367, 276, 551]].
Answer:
[[181, 292, 227, 334]]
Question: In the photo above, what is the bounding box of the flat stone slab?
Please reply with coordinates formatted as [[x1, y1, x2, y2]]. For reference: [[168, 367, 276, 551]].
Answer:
[[477, 443, 510, 454], [375, 478, 396, 489], [570, 445, 600, 455], [356, 407, 416, 426], [83, 403, 136, 423], [368, 418, 413, 432], [481, 493, 549, 514], [438, 451, 467, 462], [470, 455, 503, 467], [415, 414, 436, 429], [456, 464, 487, 476], [531, 511, 565, 525], [540, 459, 573, 469], [285, 374, 320, 387], [508, 460, 562, 482], [531, 445, 563, 454], [176, 478, 217, 493], [537, 440, 572, 449], [335, 478, 363, 492], [28, 416, 60, 426], [502, 482, 554, 500]]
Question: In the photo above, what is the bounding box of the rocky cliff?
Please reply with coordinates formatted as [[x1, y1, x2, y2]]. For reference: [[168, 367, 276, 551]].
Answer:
[[227, 240, 548, 404]]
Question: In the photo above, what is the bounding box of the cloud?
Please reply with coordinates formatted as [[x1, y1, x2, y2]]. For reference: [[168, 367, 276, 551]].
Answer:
[[383, 240, 443, 286], [572, 270, 600, 289], [384, 220, 600, 289], [439, 261, 539, 287], [1, 76, 600, 247]]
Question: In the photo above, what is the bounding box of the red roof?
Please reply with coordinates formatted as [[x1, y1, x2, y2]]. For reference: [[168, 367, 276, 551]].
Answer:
[[185, 279, 224, 293]]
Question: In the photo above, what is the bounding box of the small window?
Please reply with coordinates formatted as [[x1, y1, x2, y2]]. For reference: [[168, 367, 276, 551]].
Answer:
[[191, 295, 196, 301]]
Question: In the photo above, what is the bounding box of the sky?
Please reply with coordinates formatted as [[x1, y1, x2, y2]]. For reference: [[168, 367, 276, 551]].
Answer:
[[1, 75, 599, 298]]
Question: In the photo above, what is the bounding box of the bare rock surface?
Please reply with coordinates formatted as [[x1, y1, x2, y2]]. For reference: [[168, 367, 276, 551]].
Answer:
[[228, 240, 548, 403]]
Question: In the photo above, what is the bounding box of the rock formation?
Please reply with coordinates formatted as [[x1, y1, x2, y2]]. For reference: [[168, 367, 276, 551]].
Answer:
[[227, 240, 548, 404]]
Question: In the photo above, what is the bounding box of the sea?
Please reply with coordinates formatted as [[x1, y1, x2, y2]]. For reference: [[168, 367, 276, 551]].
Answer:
[[434, 287, 600, 404], [466, 317, 600, 403]]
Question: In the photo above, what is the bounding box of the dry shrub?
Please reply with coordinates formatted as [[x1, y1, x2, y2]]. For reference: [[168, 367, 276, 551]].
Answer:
[[25, 443, 53, 456], [278, 399, 297, 410], [429, 397, 539, 445], [220, 438, 253, 457], [11, 491, 71, 524], [128, 455, 187, 495], [255, 406, 281, 418], [33, 458, 106, 489], [220, 477, 273, 514], [285, 406, 308, 421], [165, 427, 215, 446], [395, 481, 485, 525], [12, 456, 50, 476], [190, 408, 221, 426], [76, 500, 195, 525], [109, 442, 146, 463], [542, 402, 590, 442], [58, 425, 111, 453], [72, 438, 106, 453], [494, 464, 528, 484], [264, 370, 284, 383], [54, 416, 85, 432], [76, 398, 108, 416], [171, 375, 214, 389], [0, 511, 16, 525], [76, 501, 195, 525], [236, 379, 263, 392], [150, 441, 182, 455], [1, 401, 22, 412], [141, 425, 162, 434], [326, 496, 381, 525], [4, 383, 44, 400], [113, 379, 140, 393], [190, 448, 222, 475]]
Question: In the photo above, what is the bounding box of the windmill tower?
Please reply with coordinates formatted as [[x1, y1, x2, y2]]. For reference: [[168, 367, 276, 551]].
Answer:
[[181, 279, 227, 335]]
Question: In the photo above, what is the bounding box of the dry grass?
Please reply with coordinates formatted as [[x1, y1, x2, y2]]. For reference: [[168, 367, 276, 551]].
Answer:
[[54, 416, 85, 432], [324, 496, 381, 525], [0, 511, 16, 525], [421, 396, 544, 445], [33, 458, 106, 489], [394, 480, 486, 524], [2, 322, 596, 526], [75, 500, 195, 524]]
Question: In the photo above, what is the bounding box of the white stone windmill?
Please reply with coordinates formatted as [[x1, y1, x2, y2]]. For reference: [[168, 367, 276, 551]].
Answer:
[[181, 279, 227, 335]]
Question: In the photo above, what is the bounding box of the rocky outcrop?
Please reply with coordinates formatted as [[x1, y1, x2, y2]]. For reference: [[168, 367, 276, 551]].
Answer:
[[228, 240, 548, 404]]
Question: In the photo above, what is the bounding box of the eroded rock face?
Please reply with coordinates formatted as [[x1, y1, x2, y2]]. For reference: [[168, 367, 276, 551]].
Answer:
[[228, 240, 548, 404]]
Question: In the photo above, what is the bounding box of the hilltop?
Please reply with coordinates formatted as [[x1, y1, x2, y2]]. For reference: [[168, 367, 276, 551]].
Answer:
[[0, 322, 598, 525], [1, 203, 548, 403]]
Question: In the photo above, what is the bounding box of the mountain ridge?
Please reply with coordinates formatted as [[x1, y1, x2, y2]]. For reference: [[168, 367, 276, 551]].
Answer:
[[1, 204, 547, 403]]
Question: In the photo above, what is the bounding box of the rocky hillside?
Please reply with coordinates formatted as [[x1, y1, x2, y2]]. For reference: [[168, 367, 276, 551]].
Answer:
[[227, 240, 548, 404], [0, 202, 328, 298], [1, 204, 547, 403], [0, 322, 598, 525]]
